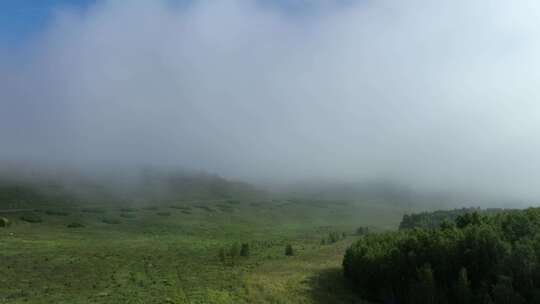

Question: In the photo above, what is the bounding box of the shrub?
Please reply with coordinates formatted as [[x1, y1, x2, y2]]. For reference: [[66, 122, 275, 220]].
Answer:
[[45, 209, 69, 216], [217, 204, 234, 213], [0, 217, 10, 227], [218, 247, 226, 263], [356, 226, 370, 235], [240, 243, 250, 257], [81, 208, 106, 214], [119, 208, 138, 212], [142, 206, 158, 211], [119, 213, 136, 219], [194, 205, 214, 212], [67, 222, 84, 228], [156, 212, 171, 217], [102, 218, 121, 224], [169, 205, 191, 211], [20, 213, 43, 223], [229, 242, 240, 260], [285, 244, 294, 256], [328, 232, 340, 243]]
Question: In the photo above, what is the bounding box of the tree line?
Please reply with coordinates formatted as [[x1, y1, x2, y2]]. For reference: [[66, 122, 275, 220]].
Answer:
[[343, 207, 540, 303]]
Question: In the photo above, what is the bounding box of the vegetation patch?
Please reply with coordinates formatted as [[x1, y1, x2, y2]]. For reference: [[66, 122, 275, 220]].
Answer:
[[142, 206, 158, 211], [355, 226, 370, 236], [194, 205, 215, 212], [66, 222, 84, 228], [156, 212, 171, 216], [119, 213, 136, 219], [0, 217, 10, 227], [19, 213, 43, 223], [101, 218, 121, 224], [344, 208, 540, 303], [45, 209, 69, 216], [119, 207, 138, 212], [169, 205, 191, 211], [399, 207, 504, 230], [81, 207, 106, 214], [285, 244, 294, 256], [216, 204, 234, 213]]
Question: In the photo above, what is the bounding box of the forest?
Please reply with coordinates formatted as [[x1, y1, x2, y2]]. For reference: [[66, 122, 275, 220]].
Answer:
[[344, 208, 540, 303]]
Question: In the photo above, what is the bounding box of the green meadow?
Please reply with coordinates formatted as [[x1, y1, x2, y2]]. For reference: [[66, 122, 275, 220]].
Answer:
[[0, 198, 406, 304]]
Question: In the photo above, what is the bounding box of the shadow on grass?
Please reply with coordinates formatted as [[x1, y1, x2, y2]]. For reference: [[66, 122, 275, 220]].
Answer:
[[306, 267, 370, 304]]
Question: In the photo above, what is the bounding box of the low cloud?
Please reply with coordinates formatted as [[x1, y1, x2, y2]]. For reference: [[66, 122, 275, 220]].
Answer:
[[2, 0, 540, 200]]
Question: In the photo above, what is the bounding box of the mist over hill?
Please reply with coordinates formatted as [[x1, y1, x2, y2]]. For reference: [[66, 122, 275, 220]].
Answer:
[[279, 178, 529, 210], [0, 163, 263, 209], [3, 0, 540, 204]]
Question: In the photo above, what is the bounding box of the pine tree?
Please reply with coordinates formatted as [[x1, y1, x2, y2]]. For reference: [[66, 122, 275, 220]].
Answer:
[[454, 267, 471, 304], [411, 263, 437, 304], [229, 242, 240, 261], [285, 244, 294, 256], [240, 243, 250, 257], [218, 247, 226, 263]]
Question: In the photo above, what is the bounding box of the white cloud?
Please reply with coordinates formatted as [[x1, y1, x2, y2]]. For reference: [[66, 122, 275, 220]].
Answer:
[[2, 0, 540, 199]]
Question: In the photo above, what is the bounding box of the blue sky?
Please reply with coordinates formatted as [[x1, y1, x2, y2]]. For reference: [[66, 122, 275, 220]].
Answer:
[[0, 0, 353, 46], [0, 0, 96, 45]]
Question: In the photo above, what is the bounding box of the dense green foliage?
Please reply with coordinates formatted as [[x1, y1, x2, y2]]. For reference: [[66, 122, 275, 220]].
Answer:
[[399, 207, 504, 230], [344, 208, 540, 303]]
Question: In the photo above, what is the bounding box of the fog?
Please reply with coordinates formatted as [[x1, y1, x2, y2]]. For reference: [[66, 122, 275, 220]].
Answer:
[[1, 0, 540, 202]]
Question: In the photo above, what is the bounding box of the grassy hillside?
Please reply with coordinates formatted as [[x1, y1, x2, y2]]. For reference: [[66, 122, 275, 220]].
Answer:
[[0, 192, 407, 303], [0, 169, 263, 211]]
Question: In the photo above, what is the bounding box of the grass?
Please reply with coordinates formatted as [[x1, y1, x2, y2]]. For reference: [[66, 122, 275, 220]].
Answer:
[[0, 198, 406, 303]]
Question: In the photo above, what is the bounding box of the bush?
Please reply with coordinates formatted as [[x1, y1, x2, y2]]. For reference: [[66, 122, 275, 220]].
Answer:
[[328, 232, 341, 243], [67, 222, 84, 228], [45, 209, 69, 216], [102, 218, 121, 224], [240, 243, 250, 257], [169, 205, 190, 211], [119, 213, 136, 219], [81, 208, 106, 214], [119, 207, 138, 212], [20, 213, 43, 223], [285, 244, 294, 256], [156, 212, 171, 216], [142, 206, 158, 211], [0, 217, 10, 227], [356, 226, 370, 235], [218, 247, 226, 263], [229, 242, 240, 259]]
